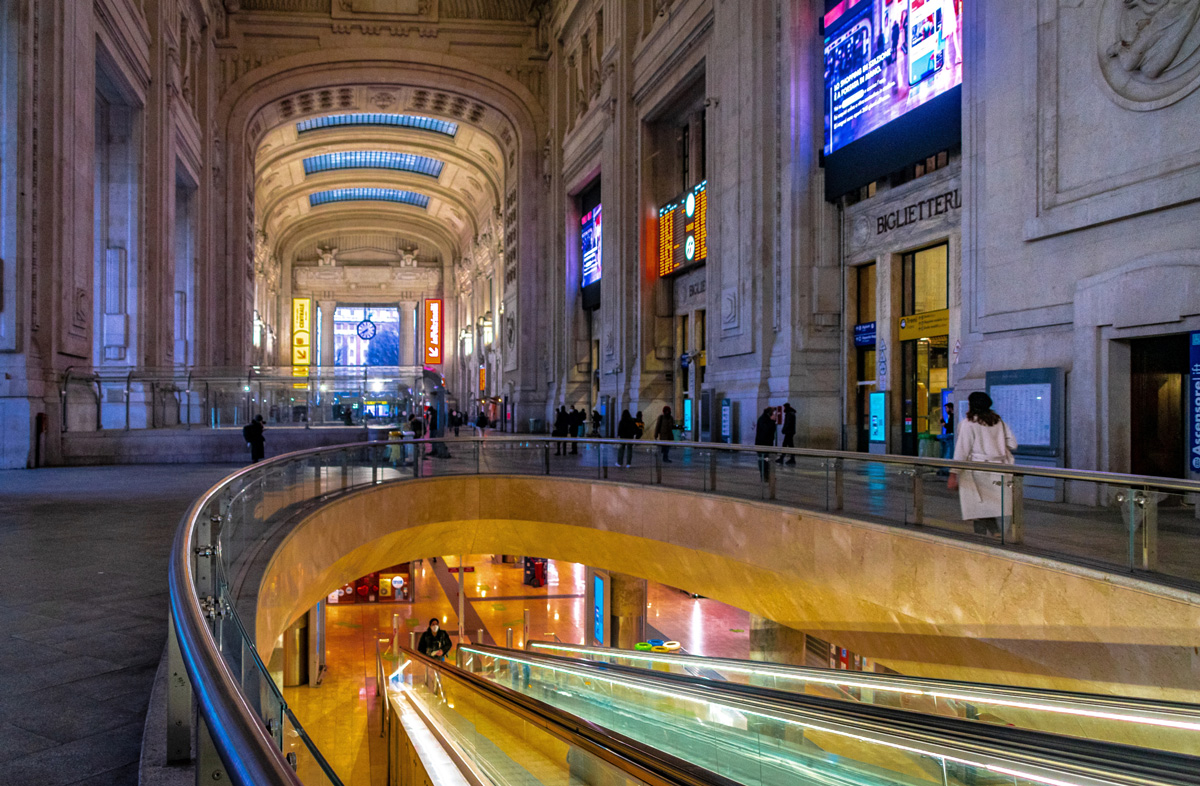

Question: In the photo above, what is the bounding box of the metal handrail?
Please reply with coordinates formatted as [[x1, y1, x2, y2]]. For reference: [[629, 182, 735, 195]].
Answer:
[[167, 436, 1200, 786], [463, 644, 1200, 786]]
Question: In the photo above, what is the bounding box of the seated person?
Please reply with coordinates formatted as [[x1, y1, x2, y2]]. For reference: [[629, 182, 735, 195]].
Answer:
[[417, 618, 452, 661]]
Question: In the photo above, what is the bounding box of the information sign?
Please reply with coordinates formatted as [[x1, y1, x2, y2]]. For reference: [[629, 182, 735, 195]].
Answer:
[[658, 181, 708, 277], [854, 321, 877, 347], [292, 298, 311, 366], [1190, 332, 1200, 472], [988, 383, 1053, 448], [897, 309, 949, 341], [424, 299, 442, 365], [869, 391, 887, 442], [592, 573, 606, 646]]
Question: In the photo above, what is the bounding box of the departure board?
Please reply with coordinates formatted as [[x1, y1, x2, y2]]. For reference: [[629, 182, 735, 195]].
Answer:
[[657, 180, 708, 277]]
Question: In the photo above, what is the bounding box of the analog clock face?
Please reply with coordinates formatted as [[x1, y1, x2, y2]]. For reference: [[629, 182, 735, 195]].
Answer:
[[685, 193, 696, 217], [356, 319, 377, 340], [685, 235, 696, 261]]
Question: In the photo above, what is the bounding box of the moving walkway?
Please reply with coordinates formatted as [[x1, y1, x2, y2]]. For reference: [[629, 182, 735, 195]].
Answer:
[[382, 643, 1200, 786]]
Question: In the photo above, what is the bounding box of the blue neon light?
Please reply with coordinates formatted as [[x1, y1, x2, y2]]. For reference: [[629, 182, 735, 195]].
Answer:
[[308, 188, 431, 208], [296, 114, 459, 137], [303, 151, 444, 178]]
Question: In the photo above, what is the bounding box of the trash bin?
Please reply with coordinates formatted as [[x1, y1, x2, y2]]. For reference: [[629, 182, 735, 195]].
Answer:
[[528, 418, 545, 434]]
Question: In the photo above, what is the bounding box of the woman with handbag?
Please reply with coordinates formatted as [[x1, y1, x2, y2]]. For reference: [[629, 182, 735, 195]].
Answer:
[[948, 392, 1018, 536]]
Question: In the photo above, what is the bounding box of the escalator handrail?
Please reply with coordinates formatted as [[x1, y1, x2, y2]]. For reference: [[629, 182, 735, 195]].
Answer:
[[526, 640, 1200, 730], [392, 646, 741, 786], [464, 644, 1200, 786]]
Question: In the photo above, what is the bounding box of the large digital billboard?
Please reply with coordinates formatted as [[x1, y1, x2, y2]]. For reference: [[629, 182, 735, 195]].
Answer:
[[823, 0, 963, 198], [658, 180, 708, 278], [423, 299, 442, 365], [581, 204, 602, 289]]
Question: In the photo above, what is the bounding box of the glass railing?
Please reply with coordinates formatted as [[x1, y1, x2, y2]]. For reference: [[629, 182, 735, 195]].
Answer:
[[524, 642, 1200, 756], [167, 437, 1200, 785], [460, 645, 1200, 786]]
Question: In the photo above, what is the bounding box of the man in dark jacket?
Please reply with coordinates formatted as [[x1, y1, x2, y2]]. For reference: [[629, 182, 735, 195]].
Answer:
[[243, 415, 265, 463], [754, 407, 777, 481], [417, 618, 453, 661], [569, 406, 582, 454], [616, 409, 638, 467], [654, 406, 675, 462], [776, 402, 796, 465], [553, 406, 568, 455]]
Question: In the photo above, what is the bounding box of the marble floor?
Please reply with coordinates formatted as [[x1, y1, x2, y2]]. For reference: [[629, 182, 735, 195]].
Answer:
[[282, 555, 752, 786]]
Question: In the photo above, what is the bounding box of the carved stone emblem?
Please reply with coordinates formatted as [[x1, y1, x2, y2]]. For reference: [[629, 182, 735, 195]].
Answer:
[[1099, 0, 1200, 109]]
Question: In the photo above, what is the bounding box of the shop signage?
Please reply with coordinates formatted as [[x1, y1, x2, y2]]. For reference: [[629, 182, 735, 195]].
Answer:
[[877, 188, 961, 235], [898, 309, 950, 342], [424, 299, 442, 365], [853, 321, 876, 347], [1190, 332, 1200, 472], [479, 366, 486, 392], [291, 298, 311, 366]]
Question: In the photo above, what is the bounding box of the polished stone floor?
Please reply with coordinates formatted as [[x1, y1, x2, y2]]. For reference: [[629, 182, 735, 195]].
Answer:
[[0, 465, 237, 786]]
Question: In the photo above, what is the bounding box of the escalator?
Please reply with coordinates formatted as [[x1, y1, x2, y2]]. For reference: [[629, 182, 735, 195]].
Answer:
[[392, 643, 1200, 786], [523, 641, 1200, 757]]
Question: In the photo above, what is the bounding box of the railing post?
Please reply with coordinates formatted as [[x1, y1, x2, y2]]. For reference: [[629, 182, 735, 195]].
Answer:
[[414, 447, 422, 479], [767, 455, 777, 501], [911, 469, 925, 526], [409, 630, 418, 650], [195, 514, 218, 600], [544, 444, 550, 475], [372, 444, 380, 484], [654, 448, 663, 485], [1007, 475, 1024, 544], [341, 451, 349, 489], [166, 614, 192, 764], [1138, 490, 1159, 572], [834, 458, 845, 512], [506, 627, 514, 649], [708, 451, 717, 492], [601, 443, 608, 479]]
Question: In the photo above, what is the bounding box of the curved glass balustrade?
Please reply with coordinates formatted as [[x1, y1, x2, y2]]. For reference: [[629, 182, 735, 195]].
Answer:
[[167, 437, 1200, 785], [525, 642, 1200, 756]]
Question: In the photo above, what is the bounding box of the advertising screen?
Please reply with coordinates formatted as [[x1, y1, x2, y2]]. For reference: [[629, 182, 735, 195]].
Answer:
[[592, 573, 606, 645], [581, 204, 602, 288], [658, 180, 708, 278], [423, 299, 442, 365], [823, 0, 963, 198]]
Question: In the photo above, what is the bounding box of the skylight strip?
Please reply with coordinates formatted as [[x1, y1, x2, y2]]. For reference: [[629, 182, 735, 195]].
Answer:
[[302, 151, 444, 178], [308, 188, 431, 209], [296, 113, 459, 137]]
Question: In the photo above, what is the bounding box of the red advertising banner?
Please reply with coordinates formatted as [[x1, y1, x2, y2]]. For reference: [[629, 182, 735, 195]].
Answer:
[[424, 299, 443, 365]]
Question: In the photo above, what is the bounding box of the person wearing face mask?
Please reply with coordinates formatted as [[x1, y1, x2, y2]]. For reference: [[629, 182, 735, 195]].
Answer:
[[417, 618, 453, 661]]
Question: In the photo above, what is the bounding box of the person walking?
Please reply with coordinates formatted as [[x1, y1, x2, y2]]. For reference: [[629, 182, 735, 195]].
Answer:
[[475, 410, 488, 436], [590, 408, 603, 438], [949, 392, 1017, 537], [243, 414, 266, 463], [616, 409, 638, 467], [417, 618, 453, 662], [553, 406, 569, 455], [654, 406, 675, 462], [775, 403, 796, 464], [569, 406, 582, 455], [755, 407, 777, 481]]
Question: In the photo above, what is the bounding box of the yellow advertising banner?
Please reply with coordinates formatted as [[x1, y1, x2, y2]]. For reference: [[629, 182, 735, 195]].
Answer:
[[292, 298, 312, 366], [897, 309, 949, 342]]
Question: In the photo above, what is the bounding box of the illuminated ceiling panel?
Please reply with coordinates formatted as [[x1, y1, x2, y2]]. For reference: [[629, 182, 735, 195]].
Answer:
[[296, 113, 459, 137], [303, 151, 444, 178], [308, 188, 431, 208]]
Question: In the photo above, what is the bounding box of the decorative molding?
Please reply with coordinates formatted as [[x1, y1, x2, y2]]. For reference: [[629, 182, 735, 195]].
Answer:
[[1098, 0, 1200, 110]]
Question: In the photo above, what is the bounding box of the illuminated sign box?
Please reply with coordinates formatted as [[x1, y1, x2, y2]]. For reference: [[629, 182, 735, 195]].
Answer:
[[292, 298, 311, 366], [657, 180, 708, 278], [424, 299, 442, 365], [581, 204, 602, 288]]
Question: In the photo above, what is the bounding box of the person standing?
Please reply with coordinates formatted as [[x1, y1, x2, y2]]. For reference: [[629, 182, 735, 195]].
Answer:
[[553, 406, 569, 455], [634, 411, 645, 440], [616, 409, 638, 467], [755, 407, 777, 481], [417, 618, 453, 661], [654, 406, 675, 463], [949, 392, 1017, 537], [569, 406, 582, 455], [243, 415, 266, 463], [775, 403, 796, 465]]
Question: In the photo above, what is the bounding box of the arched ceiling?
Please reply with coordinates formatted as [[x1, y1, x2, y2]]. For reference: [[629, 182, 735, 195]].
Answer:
[[252, 83, 515, 288]]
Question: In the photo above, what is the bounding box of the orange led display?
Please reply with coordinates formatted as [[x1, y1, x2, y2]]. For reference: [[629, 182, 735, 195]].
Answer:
[[657, 180, 707, 277]]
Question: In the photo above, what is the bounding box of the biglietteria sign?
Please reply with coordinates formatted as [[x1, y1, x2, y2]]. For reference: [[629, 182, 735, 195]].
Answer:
[[424, 299, 443, 365]]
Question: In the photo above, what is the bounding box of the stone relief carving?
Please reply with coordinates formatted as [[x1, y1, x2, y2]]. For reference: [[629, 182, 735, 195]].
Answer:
[[1099, 0, 1200, 109], [317, 246, 339, 267]]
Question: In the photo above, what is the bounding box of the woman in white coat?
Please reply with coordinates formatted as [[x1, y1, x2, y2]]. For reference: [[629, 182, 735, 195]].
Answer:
[[949, 392, 1018, 536]]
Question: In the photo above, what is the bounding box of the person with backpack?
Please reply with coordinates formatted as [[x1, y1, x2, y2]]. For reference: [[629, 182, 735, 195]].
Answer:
[[243, 415, 265, 463], [654, 406, 675, 463]]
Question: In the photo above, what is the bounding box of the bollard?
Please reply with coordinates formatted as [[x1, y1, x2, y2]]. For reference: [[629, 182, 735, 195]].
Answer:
[[506, 627, 513, 649]]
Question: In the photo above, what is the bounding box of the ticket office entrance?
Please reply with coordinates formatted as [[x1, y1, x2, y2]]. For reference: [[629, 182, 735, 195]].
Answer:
[[899, 244, 950, 457]]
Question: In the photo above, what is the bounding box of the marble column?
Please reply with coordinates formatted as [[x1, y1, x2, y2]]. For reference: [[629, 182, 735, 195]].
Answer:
[[609, 573, 647, 649], [318, 300, 336, 368], [399, 300, 418, 366]]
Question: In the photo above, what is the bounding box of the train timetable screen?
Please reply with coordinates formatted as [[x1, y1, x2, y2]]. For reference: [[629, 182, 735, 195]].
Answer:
[[658, 180, 708, 277]]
